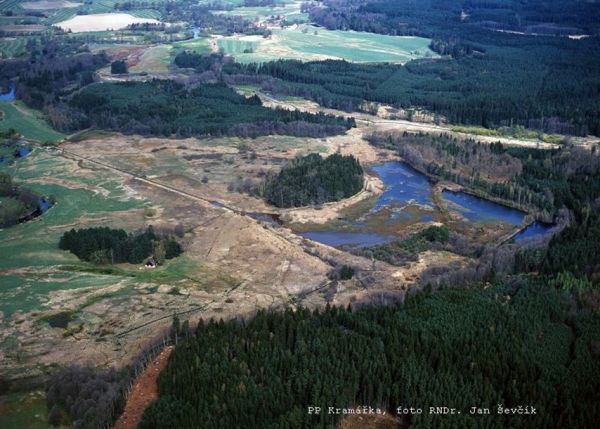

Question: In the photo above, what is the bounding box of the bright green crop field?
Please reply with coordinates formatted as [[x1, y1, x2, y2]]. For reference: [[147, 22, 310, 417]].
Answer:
[[218, 25, 436, 64]]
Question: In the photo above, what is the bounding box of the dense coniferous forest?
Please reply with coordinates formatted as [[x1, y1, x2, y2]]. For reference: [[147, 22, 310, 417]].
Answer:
[[140, 283, 600, 429], [216, 0, 600, 135], [59, 226, 182, 265], [68, 81, 352, 138], [225, 39, 600, 135], [304, 0, 600, 37], [262, 154, 363, 207]]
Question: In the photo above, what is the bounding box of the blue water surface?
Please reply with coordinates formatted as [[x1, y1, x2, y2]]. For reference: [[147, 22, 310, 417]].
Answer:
[[0, 82, 16, 101], [299, 231, 394, 248], [442, 190, 525, 225], [514, 221, 554, 241], [371, 162, 433, 209]]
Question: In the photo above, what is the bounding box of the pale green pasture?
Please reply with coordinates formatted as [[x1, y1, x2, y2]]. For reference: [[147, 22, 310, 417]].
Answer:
[[215, 1, 308, 23], [172, 37, 212, 54], [218, 25, 436, 63], [0, 102, 65, 143], [0, 151, 146, 317]]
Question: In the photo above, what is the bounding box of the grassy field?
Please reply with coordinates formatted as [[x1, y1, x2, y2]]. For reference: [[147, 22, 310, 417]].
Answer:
[[216, 0, 308, 23], [0, 0, 24, 13], [0, 150, 147, 317], [0, 391, 51, 429], [129, 44, 172, 73], [218, 25, 436, 63], [42, 0, 162, 24], [172, 36, 212, 55], [0, 102, 64, 143], [0, 37, 34, 59]]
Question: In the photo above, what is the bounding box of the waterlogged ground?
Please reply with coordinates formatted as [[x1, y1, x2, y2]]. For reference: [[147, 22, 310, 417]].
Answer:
[[295, 162, 550, 249], [0, 390, 50, 429], [0, 148, 146, 319]]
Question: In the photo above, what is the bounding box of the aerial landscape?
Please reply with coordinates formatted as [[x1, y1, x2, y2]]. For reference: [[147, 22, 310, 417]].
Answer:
[[0, 0, 599, 427]]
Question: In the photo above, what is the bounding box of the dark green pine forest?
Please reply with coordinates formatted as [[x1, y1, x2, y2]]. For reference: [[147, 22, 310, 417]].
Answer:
[[262, 154, 364, 208], [59, 226, 182, 265], [69, 81, 353, 138], [218, 0, 600, 136], [140, 283, 600, 429]]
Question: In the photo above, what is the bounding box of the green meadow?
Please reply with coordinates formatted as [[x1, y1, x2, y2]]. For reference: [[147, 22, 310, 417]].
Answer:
[[0, 391, 51, 429], [218, 25, 436, 63], [0, 150, 146, 317], [0, 102, 64, 143], [215, 0, 308, 23]]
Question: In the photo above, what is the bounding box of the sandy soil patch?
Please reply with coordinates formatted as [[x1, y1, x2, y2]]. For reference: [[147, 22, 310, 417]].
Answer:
[[113, 346, 173, 429], [340, 413, 403, 429], [21, 0, 82, 9], [55, 13, 160, 33]]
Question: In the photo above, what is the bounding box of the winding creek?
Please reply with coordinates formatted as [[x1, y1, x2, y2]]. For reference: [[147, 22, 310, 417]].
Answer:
[[299, 161, 553, 249]]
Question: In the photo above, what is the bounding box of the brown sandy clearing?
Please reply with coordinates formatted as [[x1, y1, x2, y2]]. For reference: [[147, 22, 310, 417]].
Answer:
[[339, 413, 404, 429], [113, 346, 173, 429]]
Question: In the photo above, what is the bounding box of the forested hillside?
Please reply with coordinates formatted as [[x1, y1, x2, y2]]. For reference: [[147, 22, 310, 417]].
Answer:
[[262, 153, 363, 207], [68, 81, 353, 138], [305, 0, 600, 37], [224, 33, 600, 136], [140, 283, 600, 429]]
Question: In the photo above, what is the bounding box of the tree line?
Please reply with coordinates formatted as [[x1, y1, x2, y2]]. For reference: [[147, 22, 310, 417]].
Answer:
[[68, 80, 353, 138]]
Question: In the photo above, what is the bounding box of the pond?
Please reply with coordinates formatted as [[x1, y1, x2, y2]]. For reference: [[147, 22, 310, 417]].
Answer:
[[0, 143, 31, 164], [0, 82, 16, 101], [297, 161, 553, 249], [442, 190, 525, 225], [372, 162, 434, 209], [514, 221, 554, 242], [299, 231, 395, 249]]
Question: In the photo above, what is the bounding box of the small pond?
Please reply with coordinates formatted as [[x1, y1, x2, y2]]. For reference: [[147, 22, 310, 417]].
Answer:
[[297, 161, 553, 249], [0, 82, 16, 101], [514, 221, 554, 242], [298, 231, 395, 249], [442, 190, 525, 225]]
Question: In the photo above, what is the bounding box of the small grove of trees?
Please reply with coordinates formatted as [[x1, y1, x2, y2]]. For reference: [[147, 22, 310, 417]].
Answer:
[[262, 153, 363, 208], [58, 226, 182, 265], [46, 366, 126, 429], [110, 60, 128, 74]]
